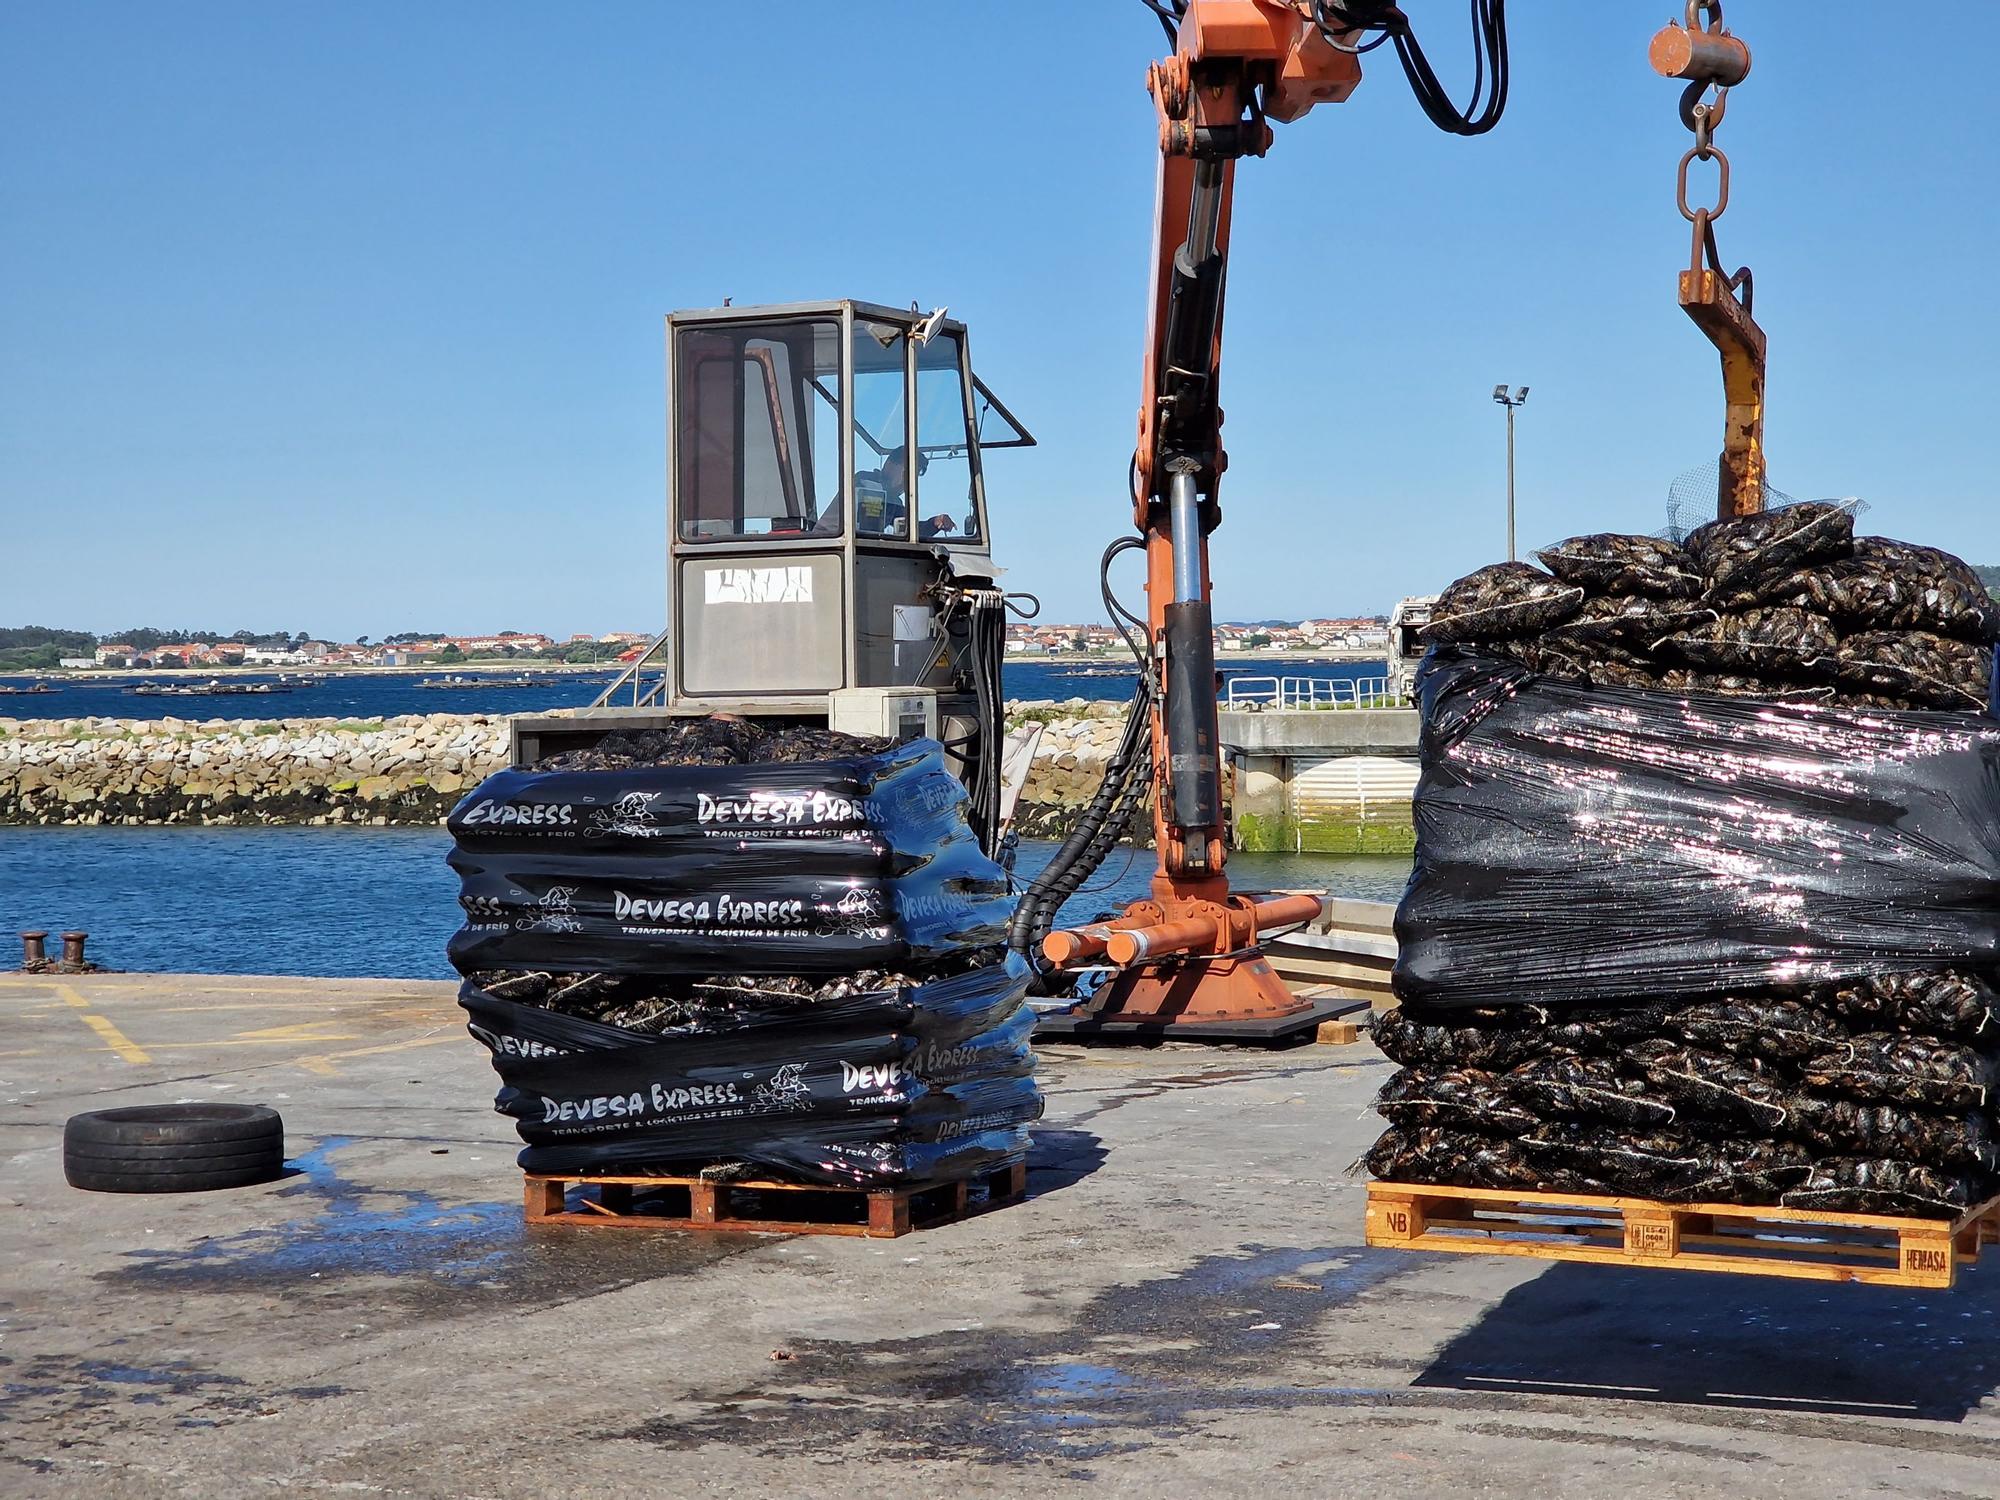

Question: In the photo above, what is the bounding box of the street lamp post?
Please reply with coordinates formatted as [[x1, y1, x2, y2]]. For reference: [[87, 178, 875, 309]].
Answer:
[[1491, 385, 1529, 561]]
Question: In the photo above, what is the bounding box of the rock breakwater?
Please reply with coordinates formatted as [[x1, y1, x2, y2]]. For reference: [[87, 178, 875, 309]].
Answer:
[[0, 702, 1151, 832], [0, 714, 511, 826]]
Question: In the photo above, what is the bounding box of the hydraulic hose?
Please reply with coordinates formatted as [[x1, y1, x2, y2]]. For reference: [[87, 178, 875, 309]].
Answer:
[[1003, 534, 1159, 983], [1004, 680, 1154, 977]]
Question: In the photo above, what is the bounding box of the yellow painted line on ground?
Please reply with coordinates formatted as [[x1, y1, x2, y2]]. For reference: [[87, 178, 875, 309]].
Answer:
[[288, 1032, 460, 1078], [151, 1001, 350, 1015], [68, 980, 437, 998], [79, 1013, 154, 1065], [137, 1035, 366, 1051], [234, 1020, 360, 1043], [56, 984, 152, 1065]]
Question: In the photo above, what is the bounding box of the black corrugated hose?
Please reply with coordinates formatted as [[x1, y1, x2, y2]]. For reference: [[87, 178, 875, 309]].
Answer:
[[1005, 537, 1157, 982], [966, 591, 1006, 855]]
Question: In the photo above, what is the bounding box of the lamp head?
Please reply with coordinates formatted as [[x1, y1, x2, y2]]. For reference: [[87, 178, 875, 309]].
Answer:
[[1491, 384, 1508, 402]]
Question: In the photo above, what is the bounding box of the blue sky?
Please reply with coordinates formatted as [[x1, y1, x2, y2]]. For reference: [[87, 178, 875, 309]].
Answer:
[[3, 2, 1995, 638]]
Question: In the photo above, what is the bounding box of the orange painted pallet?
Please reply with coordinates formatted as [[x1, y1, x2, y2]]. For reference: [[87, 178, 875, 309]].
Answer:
[[1366, 1180, 2000, 1289], [524, 1160, 1028, 1239]]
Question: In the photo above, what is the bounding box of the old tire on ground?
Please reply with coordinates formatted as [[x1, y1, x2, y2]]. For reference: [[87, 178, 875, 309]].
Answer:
[[64, 1105, 285, 1193]]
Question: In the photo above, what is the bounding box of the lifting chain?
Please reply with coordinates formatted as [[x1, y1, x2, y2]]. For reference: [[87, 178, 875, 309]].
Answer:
[[1665, 0, 1750, 309], [1651, 0, 1764, 519]]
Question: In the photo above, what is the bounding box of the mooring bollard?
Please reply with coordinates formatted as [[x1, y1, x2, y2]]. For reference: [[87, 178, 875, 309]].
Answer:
[[20, 931, 48, 968], [60, 932, 87, 968]]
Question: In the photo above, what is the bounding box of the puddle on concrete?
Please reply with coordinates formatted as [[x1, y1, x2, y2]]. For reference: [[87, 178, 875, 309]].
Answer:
[[0, 1353, 343, 1437], [99, 1136, 749, 1318], [599, 1235, 2000, 1475], [1022, 1361, 1133, 1428], [609, 1242, 1419, 1472]]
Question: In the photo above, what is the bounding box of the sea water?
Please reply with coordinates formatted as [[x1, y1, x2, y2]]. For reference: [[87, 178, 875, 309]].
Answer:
[[0, 825, 1410, 980]]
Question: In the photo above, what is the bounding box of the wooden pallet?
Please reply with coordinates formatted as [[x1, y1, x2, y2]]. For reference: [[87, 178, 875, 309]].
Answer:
[[1366, 1180, 2000, 1289], [524, 1160, 1028, 1239]]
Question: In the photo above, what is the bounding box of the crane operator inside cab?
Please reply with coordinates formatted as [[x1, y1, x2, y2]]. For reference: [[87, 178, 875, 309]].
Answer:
[[844, 447, 963, 541]]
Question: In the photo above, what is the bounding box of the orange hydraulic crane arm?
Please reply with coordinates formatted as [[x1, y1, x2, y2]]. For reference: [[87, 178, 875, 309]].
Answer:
[[1033, 1, 1510, 1038], [1039, 1, 1771, 1041], [1134, 3, 1365, 893]]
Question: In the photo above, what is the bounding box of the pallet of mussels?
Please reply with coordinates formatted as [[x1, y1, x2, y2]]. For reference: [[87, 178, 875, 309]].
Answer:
[[446, 721, 1043, 1236], [1366, 508, 2000, 1288]]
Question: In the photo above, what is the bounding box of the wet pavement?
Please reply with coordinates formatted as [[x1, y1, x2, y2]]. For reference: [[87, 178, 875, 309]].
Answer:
[[3, 971, 1999, 1498]]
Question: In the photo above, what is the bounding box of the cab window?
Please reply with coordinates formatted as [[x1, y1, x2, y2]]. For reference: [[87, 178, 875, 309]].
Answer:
[[675, 318, 839, 541], [850, 320, 912, 540], [915, 334, 978, 543]]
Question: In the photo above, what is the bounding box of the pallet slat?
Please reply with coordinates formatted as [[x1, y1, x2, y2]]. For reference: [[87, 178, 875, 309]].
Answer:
[[1366, 1180, 2000, 1289], [523, 1160, 1028, 1239]]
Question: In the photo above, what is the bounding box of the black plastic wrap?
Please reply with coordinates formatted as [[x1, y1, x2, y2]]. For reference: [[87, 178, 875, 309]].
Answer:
[[461, 956, 1041, 1185], [446, 741, 1015, 976], [446, 742, 967, 853], [1394, 650, 2000, 1010], [1376, 534, 2000, 1216]]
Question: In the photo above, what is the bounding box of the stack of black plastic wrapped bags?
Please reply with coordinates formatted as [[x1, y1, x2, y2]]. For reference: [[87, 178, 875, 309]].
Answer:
[[1369, 503, 2000, 1217], [447, 719, 1041, 1188]]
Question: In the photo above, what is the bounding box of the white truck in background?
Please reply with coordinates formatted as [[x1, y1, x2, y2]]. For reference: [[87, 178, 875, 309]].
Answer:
[[1386, 595, 1439, 707]]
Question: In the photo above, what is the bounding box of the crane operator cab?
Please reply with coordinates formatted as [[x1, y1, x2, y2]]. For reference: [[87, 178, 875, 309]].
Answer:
[[512, 299, 1032, 779], [670, 299, 1031, 721]]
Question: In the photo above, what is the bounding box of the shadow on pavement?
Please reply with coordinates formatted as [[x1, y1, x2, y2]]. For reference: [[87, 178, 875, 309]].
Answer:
[[1414, 1258, 2000, 1421], [1026, 1125, 1108, 1196]]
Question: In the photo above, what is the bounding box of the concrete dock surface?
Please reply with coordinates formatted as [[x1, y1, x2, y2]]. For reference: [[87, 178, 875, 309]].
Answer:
[[3, 971, 1997, 1499]]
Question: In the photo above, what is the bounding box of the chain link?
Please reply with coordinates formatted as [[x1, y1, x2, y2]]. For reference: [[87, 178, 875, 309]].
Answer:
[[1676, 137, 1730, 225], [1672, 3, 1732, 226]]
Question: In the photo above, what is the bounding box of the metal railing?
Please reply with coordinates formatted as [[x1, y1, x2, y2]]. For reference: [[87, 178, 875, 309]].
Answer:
[[1223, 675, 1397, 712], [590, 629, 672, 708]]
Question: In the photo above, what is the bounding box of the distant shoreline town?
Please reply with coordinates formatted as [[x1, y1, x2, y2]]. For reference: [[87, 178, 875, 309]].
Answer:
[[1006, 616, 1390, 656], [1, 617, 1395, 674], [0, 628, 661, 674]]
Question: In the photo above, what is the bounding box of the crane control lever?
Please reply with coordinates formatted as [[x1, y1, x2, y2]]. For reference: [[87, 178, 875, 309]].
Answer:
[[1652, 0, 1766, 520]]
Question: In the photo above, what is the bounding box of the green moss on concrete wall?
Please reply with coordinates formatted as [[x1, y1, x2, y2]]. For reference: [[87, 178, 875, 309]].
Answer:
[[1235, 810, 1415, 855]]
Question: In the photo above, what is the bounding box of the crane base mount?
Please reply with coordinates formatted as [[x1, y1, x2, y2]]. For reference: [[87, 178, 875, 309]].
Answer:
[[1033, 989, 1363, 1047]]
